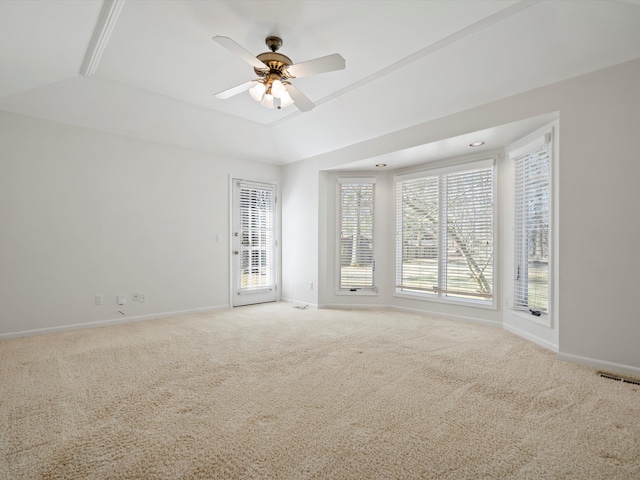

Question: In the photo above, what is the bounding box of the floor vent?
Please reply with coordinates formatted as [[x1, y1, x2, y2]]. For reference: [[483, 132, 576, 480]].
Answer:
[[598, 372, 640, 386]]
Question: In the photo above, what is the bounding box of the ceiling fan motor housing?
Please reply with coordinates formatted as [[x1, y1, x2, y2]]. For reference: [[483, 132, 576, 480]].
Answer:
[[254, 51, 293, 78]]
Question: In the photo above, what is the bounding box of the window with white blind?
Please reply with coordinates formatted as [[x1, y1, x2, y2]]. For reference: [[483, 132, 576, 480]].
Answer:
[[511, 134, 551, 315], [395, 159, 494, 305], [338, 178, 376, 291]]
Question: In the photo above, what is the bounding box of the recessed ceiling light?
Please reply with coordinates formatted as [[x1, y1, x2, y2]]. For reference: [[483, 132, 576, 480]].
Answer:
[[375, 163, 387, 168], [469, 141, 485, 147]]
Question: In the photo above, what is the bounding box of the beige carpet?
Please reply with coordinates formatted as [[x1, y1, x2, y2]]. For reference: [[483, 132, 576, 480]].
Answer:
[[1, 303, 639, 479]]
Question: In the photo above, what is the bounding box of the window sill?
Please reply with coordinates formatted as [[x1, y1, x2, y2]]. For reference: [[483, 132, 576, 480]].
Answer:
[[335, 289, 378, 296], [511, 309, 552, 328]]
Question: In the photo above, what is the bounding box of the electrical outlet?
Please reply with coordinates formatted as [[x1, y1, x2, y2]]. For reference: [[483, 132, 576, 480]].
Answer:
[[139, 292, 146, 303], [132, 292, 140, 302], [309, 282, 314, 290], [117, 294, 126, 305], [95, 294, 103, 306]]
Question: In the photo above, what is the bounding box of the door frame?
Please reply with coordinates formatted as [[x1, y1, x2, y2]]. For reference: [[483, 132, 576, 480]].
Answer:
[[229, 177, 279, 307]]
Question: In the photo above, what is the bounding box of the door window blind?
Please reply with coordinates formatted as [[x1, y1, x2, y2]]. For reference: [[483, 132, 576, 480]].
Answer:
[[338, 179, 375, 290], [238, 183, 274, 291]]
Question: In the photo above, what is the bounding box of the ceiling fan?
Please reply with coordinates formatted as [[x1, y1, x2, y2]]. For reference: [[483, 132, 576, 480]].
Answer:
[[212, 35, 345, 112]]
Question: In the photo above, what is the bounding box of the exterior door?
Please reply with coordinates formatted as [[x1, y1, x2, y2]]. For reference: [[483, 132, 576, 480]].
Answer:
[[232, 180, 277, 306]]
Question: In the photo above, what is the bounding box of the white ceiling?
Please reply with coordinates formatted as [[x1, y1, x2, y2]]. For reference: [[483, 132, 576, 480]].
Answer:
[[1, 0, 640, 167]]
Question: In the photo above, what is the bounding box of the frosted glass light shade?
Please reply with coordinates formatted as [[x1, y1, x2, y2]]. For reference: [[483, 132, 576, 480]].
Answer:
[[260, 93, 274, 108], [279, 89, 294, 108], [249, 82, 266, 102], [271, 80, 286, 99]]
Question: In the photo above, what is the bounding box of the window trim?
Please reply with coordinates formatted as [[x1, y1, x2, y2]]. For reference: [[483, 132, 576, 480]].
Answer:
[[508, 129, 555, 327], [394, 156, 497, 308]]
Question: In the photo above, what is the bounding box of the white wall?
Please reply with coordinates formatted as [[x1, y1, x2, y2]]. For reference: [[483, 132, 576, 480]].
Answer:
[[554, 63, 640, 375], [0, 111, 280, 337], [282, 58, 640, 376], [281, 158, 319, 307]]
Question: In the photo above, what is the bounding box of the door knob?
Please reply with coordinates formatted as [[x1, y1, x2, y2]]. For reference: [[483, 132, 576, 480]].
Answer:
[[233, 250, 239, 255]]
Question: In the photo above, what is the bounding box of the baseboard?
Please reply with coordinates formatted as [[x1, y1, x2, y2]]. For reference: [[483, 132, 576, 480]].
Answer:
[[319, 303, 386, 310], [503, 323, 559, 353], [280, 298, 318, 309], [558, 352, 640, 379], [319, 303, 502, 328], [390, 304, 502, 328], [0, 304, 230, 340]]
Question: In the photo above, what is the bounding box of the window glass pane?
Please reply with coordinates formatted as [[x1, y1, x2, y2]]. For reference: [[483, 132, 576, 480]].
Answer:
[[339, 182, 375, 289], [239, 185, 273, 290], [445, 168, 494, 300], [513, 144, 550, 313], [396, 177, 439, 294]]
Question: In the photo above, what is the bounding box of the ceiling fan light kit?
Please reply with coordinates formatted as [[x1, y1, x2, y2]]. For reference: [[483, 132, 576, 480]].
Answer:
[[213, 35, 345, 112], [250, 74, 294, 110]]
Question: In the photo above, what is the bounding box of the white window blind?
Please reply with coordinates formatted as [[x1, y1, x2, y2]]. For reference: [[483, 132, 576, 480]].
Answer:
[[396, 161, 494, 304], [238, 183, 274, 291], [512, 137, 551, 314], [338, 179, 375, 290], [395, 176, 439, 294]]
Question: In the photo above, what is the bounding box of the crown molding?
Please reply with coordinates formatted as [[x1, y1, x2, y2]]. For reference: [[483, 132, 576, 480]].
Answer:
[[80, 0, 126, 76]]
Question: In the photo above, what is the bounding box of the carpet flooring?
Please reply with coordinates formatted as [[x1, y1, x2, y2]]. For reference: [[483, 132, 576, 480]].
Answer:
[[1, 303, 639, 479]]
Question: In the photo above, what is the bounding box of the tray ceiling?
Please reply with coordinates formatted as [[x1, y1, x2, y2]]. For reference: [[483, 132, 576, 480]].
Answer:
[[1, 0, 640, 165]]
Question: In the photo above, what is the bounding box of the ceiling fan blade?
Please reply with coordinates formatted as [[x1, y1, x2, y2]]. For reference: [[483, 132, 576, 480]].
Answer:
[[214, 80, 255, 100], [286, 84, 315, 112], [285, 53, 345, 78], [212, 36, 268, 71]]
